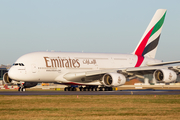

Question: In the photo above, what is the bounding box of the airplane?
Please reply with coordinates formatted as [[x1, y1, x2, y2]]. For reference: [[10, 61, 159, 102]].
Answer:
[[3, 9, 180, 92]]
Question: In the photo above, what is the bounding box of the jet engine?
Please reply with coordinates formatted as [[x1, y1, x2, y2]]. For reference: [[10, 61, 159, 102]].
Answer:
[[3, 72, 13, 84], [102, 73, 126, 87], [153, 69, 177, 83]]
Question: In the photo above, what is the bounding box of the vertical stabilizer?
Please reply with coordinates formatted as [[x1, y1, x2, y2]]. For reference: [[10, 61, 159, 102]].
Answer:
[[133, 9, 167, 58]]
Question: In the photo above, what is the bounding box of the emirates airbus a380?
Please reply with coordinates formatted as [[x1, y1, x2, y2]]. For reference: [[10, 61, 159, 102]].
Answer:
[[3, 9, 180, 91]]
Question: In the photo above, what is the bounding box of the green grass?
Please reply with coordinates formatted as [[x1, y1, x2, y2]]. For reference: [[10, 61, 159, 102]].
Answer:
[[0, 95, 180, 120]]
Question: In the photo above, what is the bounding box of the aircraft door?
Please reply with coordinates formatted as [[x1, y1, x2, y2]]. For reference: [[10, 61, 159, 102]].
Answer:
[[31, 64, 37, 73]]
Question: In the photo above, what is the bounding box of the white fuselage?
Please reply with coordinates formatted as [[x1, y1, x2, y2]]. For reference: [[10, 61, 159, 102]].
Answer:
[[8, 52, 161, 83]]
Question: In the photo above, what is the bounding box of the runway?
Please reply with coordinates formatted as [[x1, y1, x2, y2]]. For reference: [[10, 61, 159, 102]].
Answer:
[[1, 90, 180, 95]]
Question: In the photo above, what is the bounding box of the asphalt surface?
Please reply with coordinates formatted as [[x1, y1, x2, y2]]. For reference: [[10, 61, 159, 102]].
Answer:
[[1, 90, 180, 95]]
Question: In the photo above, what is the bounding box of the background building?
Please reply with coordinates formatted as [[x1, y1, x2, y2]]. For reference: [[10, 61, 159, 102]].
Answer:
[[0, 68, 8, 81]]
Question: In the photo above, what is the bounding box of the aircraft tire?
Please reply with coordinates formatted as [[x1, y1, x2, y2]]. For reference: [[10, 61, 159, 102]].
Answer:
[[22, 88, 26, 92], [109, 87, 113, 91], [99, 87, 102, 91], [79, 87, 83, 91], [68, 87, 71, 91], [83, 87, 87, 91], [72, 87, 76, 91], [88, 87, 91, 91], [91, 88, 94, 91], [18, 87, 21, 92], [18, 87, 26, 92], [64, 87, 67, 91]]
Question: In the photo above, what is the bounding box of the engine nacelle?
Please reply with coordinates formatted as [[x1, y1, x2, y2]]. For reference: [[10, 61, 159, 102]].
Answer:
[[153, 69, 177, 83], [102, 73, 126, 87], [3, 72, 13, 84]]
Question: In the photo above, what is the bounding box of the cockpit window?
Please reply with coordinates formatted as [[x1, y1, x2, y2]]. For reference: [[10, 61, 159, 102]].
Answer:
[[13, 63, 25, 66], [14, 63, 18, 66], [19, 63, 24, 66]]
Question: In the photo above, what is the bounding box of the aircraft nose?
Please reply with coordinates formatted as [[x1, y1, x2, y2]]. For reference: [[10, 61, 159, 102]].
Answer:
[[8, 67, 18, 80]]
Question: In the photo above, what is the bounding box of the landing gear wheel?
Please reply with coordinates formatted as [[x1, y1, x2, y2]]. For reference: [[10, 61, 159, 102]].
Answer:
[[79, 87, 83, 91], [99, 87, 103, 91], [91, 88, 94, 91], [22, 88, 26, 92], [18, 87, 21, 92], [87, 87, 90, 91], [72, 87, 76, 91], [68, 87, 73, 91], [109, 87, 113, 91], [83, 87, 87, 91], [18, 87, 26, 92], [64, 87, 68, 91]]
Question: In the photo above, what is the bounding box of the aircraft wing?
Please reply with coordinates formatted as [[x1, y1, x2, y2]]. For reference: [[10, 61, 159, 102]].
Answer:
[[123, 65, 180, 79], [63, 65, 180, 82], [147, 60, 180, 66]]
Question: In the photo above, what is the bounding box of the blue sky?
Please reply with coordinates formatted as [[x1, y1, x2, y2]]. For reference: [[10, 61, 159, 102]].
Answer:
[[0, 0, 180, 65]]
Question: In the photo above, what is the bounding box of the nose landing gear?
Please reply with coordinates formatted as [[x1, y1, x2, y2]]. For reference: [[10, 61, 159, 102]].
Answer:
[[18, 87, 26, 92], [17, 83, 26, 92]]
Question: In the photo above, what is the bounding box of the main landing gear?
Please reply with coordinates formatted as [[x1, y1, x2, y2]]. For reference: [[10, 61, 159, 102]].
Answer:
[[64, 86, 113, 91]]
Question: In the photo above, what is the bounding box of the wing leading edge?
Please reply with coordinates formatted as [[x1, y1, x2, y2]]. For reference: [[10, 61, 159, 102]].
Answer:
[[147, 60, 180, 66]]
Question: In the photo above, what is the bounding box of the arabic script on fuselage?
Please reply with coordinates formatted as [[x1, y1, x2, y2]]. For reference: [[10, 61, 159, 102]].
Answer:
[[83, 59, 97, 65]]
